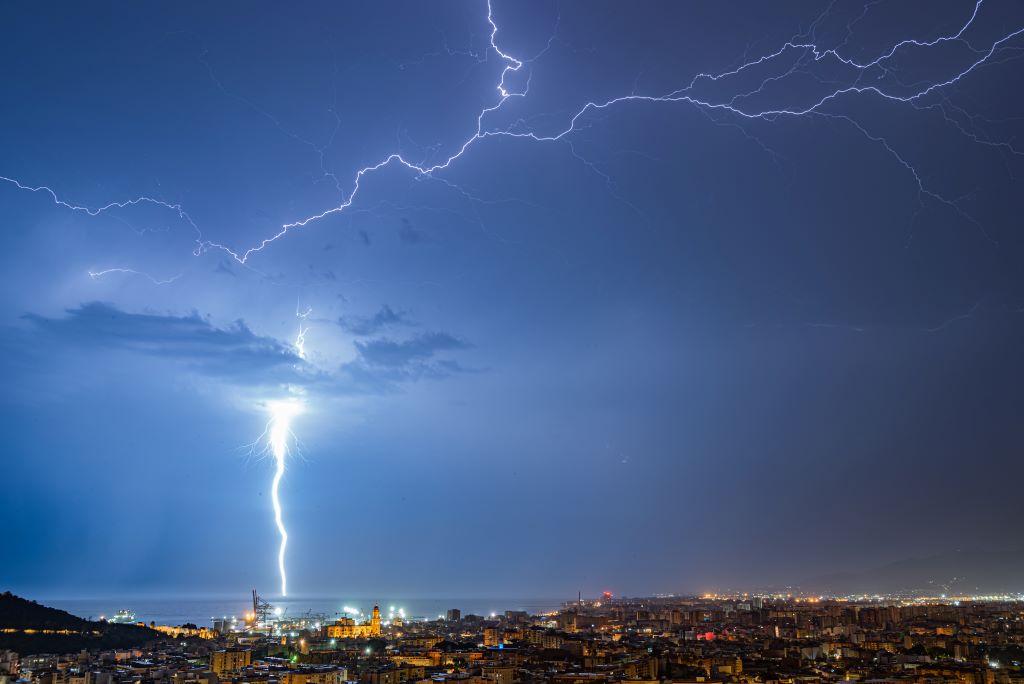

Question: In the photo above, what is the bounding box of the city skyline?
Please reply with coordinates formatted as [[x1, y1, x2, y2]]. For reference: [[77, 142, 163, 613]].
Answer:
[[3, 589, 1024, 684], [2, 0, 1024, 599]]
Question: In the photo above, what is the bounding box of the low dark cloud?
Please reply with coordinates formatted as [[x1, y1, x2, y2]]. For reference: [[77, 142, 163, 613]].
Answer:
[[338, 304, 412, 336], [340, 331, 473, 392], [354, 332, 468, 367], [23, 302, 303, 383], [19, 303, 470, 398]]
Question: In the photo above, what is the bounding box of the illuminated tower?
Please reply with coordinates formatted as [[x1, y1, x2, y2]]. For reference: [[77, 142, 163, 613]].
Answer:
[[370, 605, 381, 636]]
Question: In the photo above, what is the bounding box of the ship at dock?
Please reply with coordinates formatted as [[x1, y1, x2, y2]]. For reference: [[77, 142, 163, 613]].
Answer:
[[106, 609, 136, 624]]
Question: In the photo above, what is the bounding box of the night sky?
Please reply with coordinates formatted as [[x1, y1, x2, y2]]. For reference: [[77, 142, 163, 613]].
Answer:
[[2, 1, 1023, 599]]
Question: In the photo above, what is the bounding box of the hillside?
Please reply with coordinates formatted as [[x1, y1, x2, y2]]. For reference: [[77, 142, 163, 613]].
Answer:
[[0, 592, 161, 655]]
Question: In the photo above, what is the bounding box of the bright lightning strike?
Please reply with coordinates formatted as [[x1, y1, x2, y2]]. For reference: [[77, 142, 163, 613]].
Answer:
[[253, 398, 303, 597], [2, 0, 1021, 264], [196, 0, 1024, 261]]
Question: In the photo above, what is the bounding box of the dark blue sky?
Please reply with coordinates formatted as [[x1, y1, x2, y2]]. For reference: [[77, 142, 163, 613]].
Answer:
[[2, 1, 1024, 599]]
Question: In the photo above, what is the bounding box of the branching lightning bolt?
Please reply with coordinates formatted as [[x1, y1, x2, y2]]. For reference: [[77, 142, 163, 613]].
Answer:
[[0, 174, 202, 237], [294, 302, 312, 360], [238, 305, 310, 597], [88, 268, 182, 286], [246, 399, 303, 597], [268, 403, 292, 597], [201, 0, 1024, 259], [2, 0, 1021, 266]]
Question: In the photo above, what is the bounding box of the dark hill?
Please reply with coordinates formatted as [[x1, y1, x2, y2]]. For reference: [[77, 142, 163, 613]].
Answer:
[[0, 592, 161, 655], [0, 592, 89, 630]]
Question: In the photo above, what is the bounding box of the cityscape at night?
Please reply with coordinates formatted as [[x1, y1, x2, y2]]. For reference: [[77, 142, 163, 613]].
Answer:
[[1, 1, 1023, 684]]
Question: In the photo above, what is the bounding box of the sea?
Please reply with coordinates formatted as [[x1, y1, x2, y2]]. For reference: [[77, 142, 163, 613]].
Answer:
[[45, 597, 565, 627]]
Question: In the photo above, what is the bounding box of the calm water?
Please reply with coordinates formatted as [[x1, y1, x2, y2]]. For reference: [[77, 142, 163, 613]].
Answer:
[[46, 597, 564, 627]]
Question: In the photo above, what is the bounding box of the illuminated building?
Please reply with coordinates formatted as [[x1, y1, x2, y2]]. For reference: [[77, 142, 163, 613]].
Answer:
[[483, 666, 515, 684], [280, 669, 349, 684], [483, 628, 502, 647], [325, 605, 381, 639], [359, 664, 425, 684], [151, 624, 214, 639], [210, 649, 251, 675]]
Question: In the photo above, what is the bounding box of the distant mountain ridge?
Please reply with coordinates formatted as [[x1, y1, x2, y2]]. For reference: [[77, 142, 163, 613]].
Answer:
[[0, 592, 160, 655], [799, 549, 1024, 595]]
